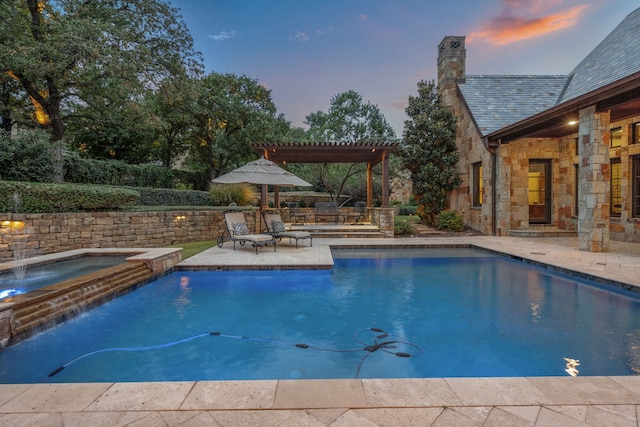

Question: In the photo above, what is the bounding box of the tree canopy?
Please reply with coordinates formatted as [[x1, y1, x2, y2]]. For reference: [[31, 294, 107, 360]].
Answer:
[[304, 90, 396, 203], [0, 0, 202, 178], [399, 80, 461, 224], [186, 72, 291, 189]]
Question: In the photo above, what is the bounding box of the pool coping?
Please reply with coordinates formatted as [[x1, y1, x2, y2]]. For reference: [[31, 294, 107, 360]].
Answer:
[[3, 236, 640, 425]]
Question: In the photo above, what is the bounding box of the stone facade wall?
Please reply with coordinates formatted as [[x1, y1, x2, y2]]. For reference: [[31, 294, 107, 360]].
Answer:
[[578, 107, 610, 252], [390, 170, 413, 204], [0, 210, 242, 261]]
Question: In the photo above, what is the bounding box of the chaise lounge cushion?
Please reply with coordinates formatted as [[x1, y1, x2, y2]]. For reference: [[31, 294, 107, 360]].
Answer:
[[232, 222, 250, 236], [271, 220, 286, 233]]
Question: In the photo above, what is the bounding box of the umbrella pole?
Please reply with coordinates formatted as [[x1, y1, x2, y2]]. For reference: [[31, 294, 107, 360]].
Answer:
[[261, 184, 268, 209]]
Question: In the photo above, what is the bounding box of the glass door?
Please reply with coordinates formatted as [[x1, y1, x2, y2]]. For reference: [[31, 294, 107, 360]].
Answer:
[[528, 160, 551, 224]]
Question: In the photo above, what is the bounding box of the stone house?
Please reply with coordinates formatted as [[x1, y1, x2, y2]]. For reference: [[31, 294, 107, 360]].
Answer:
[[439, 7, 640, 252]]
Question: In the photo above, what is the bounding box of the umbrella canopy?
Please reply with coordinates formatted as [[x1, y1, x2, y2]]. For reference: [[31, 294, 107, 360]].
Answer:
[[212, 157, 312, 187]]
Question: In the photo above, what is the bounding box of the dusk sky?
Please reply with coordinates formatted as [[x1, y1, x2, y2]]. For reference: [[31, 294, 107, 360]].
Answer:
[[170, 0, 639, 137]]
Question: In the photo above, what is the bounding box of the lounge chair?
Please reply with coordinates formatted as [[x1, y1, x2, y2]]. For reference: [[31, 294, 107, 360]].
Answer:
[[262, 211, 313, 248], [221, 211, 277, 254]]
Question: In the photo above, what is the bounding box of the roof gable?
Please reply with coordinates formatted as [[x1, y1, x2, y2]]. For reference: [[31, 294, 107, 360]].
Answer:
[[458, 75, 567, 136], [559, 7, 640, 103]]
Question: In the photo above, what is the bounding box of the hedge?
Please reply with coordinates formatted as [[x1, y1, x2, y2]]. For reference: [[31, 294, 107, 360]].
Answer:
[[0, 181, 140, 213]]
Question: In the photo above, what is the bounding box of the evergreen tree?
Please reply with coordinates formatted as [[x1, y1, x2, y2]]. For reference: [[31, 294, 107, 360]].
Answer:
[[400, 80, 461, 224]]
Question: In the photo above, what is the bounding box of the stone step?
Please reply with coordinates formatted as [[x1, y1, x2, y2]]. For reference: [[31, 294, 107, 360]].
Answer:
[[309, 231, 387, 239], [287, 224, 383, 239], [509, 228, 577, 237]]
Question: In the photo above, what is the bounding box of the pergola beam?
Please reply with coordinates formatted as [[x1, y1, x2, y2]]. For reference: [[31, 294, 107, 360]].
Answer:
[[252, 141, 398, 207]]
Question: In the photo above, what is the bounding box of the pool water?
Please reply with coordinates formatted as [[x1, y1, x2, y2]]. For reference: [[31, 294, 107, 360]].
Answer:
[[1, 248, 640, 383], [0, 255, 129, 300]]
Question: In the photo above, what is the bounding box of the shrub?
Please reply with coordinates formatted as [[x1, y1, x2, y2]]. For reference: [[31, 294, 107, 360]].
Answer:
[[398, 205, 417, 215], [210, 184, 256, 206], [133, 187, 212, 206], [435, 210, 464, 232], [0, 181, 139, 213], [394, 217, 414, 236], [0, 129, 57, 182], [64, 152, 173, 188]]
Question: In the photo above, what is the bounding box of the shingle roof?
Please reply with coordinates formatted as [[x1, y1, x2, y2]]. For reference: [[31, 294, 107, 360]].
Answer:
[[458, 75, 567, 135], [457, 7, 640, 137], [559, 7, 640, 103]]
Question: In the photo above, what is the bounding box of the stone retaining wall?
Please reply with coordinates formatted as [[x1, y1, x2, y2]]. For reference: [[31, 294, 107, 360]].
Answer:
[[0, 208, 393, 261], [0, 210, 243, 261]]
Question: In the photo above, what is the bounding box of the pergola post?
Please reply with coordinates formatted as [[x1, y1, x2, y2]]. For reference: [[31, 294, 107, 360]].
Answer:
[[367, 163, 373, 207], [381, 150, 390, 207]]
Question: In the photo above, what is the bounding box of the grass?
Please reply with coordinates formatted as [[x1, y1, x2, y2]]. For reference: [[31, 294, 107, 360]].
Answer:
[[165, 240, 218, 259], [395, 214, 420, 222]]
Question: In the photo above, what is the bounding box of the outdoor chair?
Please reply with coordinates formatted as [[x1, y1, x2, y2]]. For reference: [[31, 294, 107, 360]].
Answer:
[[262, 211, 313, 248], [219, 211, 276, 254], [287, 202, 308, 224], [314, 202, 340, 223], [343, 201, 367, 224]]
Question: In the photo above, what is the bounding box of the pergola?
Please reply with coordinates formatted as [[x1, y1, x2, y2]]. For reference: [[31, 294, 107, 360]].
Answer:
[[252, 141, 399, 207]]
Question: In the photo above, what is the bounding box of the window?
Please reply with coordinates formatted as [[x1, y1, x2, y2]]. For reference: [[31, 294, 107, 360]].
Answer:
[[633, 156, 640, 217], [633, 123, 640, 145], [472, 162, 482, 207], [611, 127, 622, 148], [611, 158, 621, 216]]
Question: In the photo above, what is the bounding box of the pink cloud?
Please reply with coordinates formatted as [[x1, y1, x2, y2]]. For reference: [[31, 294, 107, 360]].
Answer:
[[468, 2, 590, 45], [390, 99, 408, 111], [358, 14, 369, 21]]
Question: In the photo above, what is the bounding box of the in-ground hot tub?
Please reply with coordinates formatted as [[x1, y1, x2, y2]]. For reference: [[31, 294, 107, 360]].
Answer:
[[0, 248, 182, 347]]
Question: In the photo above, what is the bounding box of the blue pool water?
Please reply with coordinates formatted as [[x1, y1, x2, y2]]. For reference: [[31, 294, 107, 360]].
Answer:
[[1, 247, 640, 383]]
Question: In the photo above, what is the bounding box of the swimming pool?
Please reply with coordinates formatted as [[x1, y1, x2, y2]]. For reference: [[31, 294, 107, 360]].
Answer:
[[1, 247, 639, 383]]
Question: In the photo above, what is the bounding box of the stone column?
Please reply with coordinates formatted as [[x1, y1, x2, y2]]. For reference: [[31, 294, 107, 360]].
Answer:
[[577, 106, 610, 252]]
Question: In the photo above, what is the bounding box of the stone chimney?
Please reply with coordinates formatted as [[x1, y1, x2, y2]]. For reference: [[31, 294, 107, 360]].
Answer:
[[437, 36, 466, 89]]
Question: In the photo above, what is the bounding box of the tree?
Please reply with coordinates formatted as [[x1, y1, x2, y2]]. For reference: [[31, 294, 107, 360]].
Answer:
[[0, 0, 202, 180], [147, 75, 200, 168], [187, 72, 291, 189], [304, 90, 396, 203], [399, 80, 462, 224]]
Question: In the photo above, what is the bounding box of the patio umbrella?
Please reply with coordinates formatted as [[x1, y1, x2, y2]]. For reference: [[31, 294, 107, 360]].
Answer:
[[212, 157, 311, 207]]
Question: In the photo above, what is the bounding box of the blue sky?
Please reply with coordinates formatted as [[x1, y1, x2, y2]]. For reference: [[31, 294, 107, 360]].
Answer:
[[170, 0, 639, 137]]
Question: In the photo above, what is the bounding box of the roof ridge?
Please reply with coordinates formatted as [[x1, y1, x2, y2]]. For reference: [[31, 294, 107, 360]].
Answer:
[[465, 74, 568, 79]]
